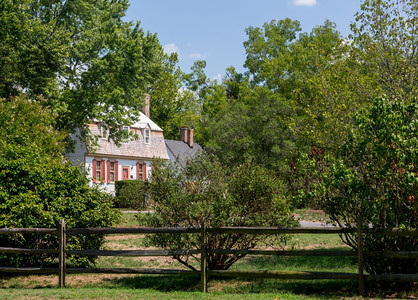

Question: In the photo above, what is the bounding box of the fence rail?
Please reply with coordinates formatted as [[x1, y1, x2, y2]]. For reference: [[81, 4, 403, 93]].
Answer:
[[0, 220, 417, 295]]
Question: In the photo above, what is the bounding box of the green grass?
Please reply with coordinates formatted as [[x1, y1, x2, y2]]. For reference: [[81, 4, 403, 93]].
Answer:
[[0, 211, 415, 299], [118, 211, 140, 227], [0, 286, 327, 299]]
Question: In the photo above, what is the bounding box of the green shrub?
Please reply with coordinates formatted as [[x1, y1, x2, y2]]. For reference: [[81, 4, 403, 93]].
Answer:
[[140, 155, 297, 271], [114, 180, 148, 209], [0, 96, 119, 267]]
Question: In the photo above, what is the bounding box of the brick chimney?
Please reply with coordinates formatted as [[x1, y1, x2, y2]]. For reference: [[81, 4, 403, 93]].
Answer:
[[187, 128, 194, 148], [143, 94, 150, 118], [181, 127, 188, 144], [180, 127, 194, 148]]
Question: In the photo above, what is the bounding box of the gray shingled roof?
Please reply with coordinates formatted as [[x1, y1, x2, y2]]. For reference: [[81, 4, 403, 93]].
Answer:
[[165, 140, 202, 166]]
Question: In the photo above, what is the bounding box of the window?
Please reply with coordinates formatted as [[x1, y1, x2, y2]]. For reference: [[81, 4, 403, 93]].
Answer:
[[96, 160, 102, 181], [137, 162, 143, 180], [136, 162, 147, 181], [97, 122, 107, 139], [122, 125, 130, 131], [93, 159, 106, 183], [109, 161, 115, 182], [144, 129, 150, 144]]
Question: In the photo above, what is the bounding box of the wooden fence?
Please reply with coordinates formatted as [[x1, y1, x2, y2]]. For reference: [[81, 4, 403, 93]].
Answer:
[[0, 220, 417, 296]]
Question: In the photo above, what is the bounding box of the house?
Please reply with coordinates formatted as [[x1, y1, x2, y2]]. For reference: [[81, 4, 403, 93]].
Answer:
[[165, 127, 202, 167], [67, 95, 169, 194]]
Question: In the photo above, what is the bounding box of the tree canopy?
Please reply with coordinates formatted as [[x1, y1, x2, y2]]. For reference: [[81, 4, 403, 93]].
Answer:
[[0, 0, 163, 143]]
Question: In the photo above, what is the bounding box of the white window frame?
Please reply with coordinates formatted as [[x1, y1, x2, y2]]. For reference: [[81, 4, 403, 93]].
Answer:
[[96, 160, 102, 181], [144, 128, 150, 144], [109, 161, 115, 183]]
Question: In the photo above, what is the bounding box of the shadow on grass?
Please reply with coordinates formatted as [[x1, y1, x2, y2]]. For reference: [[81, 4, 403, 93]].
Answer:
[[223, 278, 360, 298], [105, 274, 362, 297], [236, 247, 357, 272], [103, 248, 359, 296]]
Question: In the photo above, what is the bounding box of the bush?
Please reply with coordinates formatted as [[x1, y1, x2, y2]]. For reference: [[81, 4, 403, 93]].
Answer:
[[114, 180, 148, 209], [139, 155, 296, 271], [0, 96, 119, 267], [299, 97, 417, 276]]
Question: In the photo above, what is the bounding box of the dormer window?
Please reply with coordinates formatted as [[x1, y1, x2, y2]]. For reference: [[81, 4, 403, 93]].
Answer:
[[97, 122, 102, 136], [144, 128, 150, 144], [97, 122, 108, 139]]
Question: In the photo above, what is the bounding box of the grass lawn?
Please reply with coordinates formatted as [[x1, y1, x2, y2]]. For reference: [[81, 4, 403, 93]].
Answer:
[[0, 210, 415, 299]]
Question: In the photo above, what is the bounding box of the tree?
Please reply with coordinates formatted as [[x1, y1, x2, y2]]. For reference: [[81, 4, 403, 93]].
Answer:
[[243, 19, 341, 95], [299, 97, 417, 276], [304, 0, 418, 151], [349, 0, 418, 104], [0, 96, 119, 267], [205, 86, 295, 177], [0, 0, 163, 144], [148, 53, 185, 140], [139, 155, 295, 271]]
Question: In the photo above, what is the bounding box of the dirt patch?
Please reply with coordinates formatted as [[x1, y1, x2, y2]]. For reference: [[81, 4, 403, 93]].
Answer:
[[105, 234, 145, 241]]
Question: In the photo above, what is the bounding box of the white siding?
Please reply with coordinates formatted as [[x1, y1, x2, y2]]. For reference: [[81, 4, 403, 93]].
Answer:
[[86, 156, 152, 195]]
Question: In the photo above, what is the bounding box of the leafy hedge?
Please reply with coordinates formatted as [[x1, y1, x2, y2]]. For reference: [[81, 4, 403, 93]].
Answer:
[[114, 180, 148, 209], [140, 156, 297, 270]]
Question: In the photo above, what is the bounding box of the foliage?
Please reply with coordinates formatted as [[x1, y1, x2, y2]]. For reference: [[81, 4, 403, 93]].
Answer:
[[298, 97, 417, 276], [114, 180, 148, 209], [205, 86, 295, 177], [349, 0, 418, 104], [0, 0, 163, 144], [148, 53, 184, 140], [200, 19, 342, 175], [302, 0, 418, 151], [139, 155, 296, 271], [0, 96, 119, 267]]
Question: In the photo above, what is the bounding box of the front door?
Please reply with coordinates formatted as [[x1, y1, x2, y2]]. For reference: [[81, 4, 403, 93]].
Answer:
[[122, 167, 130, 180]]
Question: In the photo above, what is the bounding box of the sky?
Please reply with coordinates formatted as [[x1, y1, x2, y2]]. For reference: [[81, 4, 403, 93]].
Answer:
[[125, 0, 363, 81]]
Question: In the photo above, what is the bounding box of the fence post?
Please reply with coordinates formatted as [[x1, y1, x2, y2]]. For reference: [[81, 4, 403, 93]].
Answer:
[[357, 214, 364, 297], [59, 219, 66, 288], [200, 222, 208, 293]]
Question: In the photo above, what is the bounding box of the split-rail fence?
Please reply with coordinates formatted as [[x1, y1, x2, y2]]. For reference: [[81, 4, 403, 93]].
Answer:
[[0, 220, 417, 296]]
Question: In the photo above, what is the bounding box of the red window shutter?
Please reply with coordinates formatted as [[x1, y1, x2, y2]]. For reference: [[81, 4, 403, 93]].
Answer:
[[101, 160, 105, 183], [92, 158, 97, 183], [143, 162, 147, 181], [107, 160, 110, 183], [115, 161, 119, 181], [136, 162, 140, 180]]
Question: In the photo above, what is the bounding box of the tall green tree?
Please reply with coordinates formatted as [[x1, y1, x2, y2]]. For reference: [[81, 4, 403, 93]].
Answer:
[[201, 20, 341, 177], [0, 0, 163, 144], [349, 0, 418, 104], [298, 97, 417, 276], [205, 86, 295, 177], [301, 0, 418, 152], [148, 53, 184, 140]]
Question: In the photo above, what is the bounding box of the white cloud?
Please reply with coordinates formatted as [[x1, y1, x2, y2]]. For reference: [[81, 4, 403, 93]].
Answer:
[[293, 0, 317, 6], [212, 74, 222, 83], [189, 53, 206, 59], [163, 43, 180, 55]]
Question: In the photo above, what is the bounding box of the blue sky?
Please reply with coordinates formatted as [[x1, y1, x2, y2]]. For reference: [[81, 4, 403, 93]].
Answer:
[[125, 0, 362, 81]]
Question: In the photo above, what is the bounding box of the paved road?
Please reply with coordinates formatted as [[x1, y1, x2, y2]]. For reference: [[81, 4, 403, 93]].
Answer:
[[298, 221, 335, 227]]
